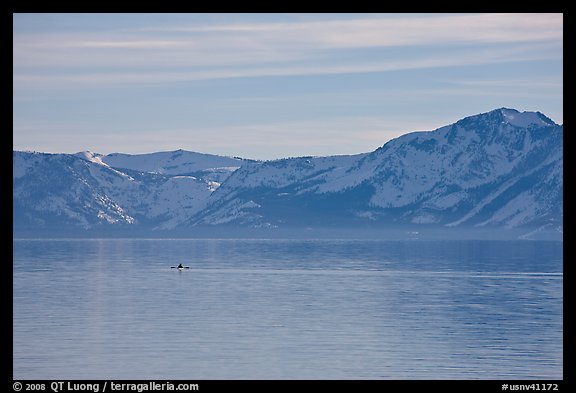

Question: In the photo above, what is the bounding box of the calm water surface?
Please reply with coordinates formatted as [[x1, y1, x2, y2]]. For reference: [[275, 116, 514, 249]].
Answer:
[[13, 239, 563, 379]]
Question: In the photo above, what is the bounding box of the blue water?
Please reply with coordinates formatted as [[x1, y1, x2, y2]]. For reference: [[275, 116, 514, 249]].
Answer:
[[13, 239, 563, 379]]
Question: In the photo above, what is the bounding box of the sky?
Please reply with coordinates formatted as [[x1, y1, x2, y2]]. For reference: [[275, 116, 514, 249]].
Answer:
[[13, 13, 563, 160]]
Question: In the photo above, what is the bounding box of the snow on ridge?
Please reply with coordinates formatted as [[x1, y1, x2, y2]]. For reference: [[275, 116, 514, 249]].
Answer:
[[101, 150, 243, 175], [203, 166, 242, 172], [499, 108, 551, 128], [80, 153, 136, 182], [74, 151, 110, 167]]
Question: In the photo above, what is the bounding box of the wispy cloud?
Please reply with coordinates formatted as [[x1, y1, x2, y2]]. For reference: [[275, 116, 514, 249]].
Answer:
[[145, 13, 562, 47], [16, 13, 563, 54], [13, 43, 560, 88], [13, 13, 562, 88]]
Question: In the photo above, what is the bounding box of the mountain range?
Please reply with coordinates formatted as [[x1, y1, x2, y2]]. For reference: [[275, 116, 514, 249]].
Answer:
[[13, 108, 563, 239]]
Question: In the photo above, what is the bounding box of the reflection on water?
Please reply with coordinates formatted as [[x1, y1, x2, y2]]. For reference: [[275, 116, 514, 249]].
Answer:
[[13, 239, 562, 379]]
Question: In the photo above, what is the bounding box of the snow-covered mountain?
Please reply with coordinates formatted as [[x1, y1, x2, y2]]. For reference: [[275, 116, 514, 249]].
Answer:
[[13, 150, 244, 232], [13, 108, 563, 239], [76, 149, 243, 183]]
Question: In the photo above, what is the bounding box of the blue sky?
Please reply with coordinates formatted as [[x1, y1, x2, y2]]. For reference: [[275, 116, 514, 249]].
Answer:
[[13, 13, 563, 160]]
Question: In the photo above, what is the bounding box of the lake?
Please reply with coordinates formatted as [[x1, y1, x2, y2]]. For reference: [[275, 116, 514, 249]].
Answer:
[[13, 239, 563, 380]]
